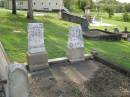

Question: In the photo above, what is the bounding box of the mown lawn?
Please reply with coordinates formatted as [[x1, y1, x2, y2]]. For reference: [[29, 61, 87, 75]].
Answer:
[[90, 12, 130, 31], [0, 8, 130, 69]]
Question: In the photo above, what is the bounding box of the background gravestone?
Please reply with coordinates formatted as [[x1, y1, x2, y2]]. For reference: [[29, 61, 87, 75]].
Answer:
[[81, 21, 89, 32], [67, 26, 85, 62], [27, 23, 48, 72], [9, 63, 29, 97]]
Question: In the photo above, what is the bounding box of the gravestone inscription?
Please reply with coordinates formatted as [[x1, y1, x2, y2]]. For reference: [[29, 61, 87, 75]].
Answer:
[[28, 23, 45, 53], [68, 26, 84, 49], [67, 26, 85, 62], [27, 23, 48, 72]]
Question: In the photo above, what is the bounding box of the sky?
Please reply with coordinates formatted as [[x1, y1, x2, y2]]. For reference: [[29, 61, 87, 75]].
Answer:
[[117, 0, 130, 3]]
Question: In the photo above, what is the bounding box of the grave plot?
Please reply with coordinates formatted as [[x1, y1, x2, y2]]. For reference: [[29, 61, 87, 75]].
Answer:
[[28, 24, 130, 97], [29, 58, 130, 97], [83, 29, 122, 41]]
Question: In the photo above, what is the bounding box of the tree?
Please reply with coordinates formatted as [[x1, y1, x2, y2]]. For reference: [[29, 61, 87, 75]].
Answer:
[[124, 3, 130, 12], [98, 0, 117, 18], [105, 6, 114, 18], [77, 0, 93, 12], [123, 12, 129, 22], [27, 0, 33, 20], [64, 0, 72, 10], [12, 0, 16, 14]]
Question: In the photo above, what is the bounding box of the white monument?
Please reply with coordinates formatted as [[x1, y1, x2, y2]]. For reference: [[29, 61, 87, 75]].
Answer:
[[27, 23, 48, 72], [9, 63, 29, 97], [67, 26, 85, 62]]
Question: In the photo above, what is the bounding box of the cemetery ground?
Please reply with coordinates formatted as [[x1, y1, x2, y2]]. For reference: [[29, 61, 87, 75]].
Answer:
[[0, 8, 130, 97], [0, 8, 130, 70]]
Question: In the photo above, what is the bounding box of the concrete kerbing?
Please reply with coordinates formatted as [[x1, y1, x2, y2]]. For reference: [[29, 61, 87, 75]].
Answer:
[[48, 57, 68, 64], [0, 42, 10, 97], [83, 29, 122, 41], [27, 54, 92, 75], [0, 42, 10, 64], [93, 55, 130, 76]]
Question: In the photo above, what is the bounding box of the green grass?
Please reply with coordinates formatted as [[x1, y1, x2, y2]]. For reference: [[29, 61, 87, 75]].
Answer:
[[0, 8, 130, 69], [90, 12, 130, 31]]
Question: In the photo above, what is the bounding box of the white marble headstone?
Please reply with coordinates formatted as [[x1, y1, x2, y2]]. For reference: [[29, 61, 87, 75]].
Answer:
[[9, 63, 29, 97], [28, 23, 45, 54], [68, 26, 84, 49]]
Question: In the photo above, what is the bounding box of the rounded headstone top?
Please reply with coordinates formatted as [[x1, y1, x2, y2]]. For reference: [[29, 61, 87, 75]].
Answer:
[[9, 63, 27, 74]]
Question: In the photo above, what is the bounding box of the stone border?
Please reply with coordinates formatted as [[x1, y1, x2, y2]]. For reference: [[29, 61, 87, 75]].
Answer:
[[83, 29, 122, 41], [0, 42, 10, 97], [93, 54, 130, 76], [60, 10, 89, 32], [29, 53, 130, 77], [0, 42, 10, 64], [61, 10, 88, 24]]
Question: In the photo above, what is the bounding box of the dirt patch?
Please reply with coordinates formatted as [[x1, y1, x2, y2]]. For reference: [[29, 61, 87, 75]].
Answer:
[[29, 60, 130, 97]]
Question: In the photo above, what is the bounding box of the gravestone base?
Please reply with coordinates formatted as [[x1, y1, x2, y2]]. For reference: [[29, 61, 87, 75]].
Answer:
[[27, 52, 48, 72], [67, 48, 85, 62]]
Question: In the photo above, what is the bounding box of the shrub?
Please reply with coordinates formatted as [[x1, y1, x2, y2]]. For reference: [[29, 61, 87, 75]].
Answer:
[[123, 12, 129, 22]]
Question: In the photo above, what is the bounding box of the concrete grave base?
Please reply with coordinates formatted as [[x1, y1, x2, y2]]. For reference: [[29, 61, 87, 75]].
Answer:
[[67, 48, 85, 62], [27, 52, 48, 72]]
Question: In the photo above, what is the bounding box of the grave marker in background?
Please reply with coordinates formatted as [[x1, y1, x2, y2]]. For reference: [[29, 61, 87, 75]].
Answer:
[[27, 23, 48, 72], [67, 26, 85, 62]]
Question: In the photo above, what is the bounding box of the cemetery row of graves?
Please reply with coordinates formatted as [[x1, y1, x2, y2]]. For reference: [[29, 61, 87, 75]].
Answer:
[[0, 12, 130, 97], [0, 8, 130, 97], [0, 9, 130, 69]]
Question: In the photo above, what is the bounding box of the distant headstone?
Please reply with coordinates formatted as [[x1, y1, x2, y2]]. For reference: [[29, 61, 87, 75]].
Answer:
[[81, 21, 89, 32], [9, 63, 29, 97], [67, 26, 85, 62], [27, 23, 48, 72]]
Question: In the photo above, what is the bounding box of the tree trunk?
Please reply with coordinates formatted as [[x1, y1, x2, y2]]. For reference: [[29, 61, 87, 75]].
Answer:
[[27, 0, 33, 20], [12, 0, 16, 14]]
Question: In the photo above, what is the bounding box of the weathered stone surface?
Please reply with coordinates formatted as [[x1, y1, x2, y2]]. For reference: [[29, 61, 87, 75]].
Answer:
[[9, 63, 29, 97], [67, 48, 85, 62], [67, 26, 85, 62], [27, 23, 48, 71], [28, 23, 45, 54], [27, 52, 48, 72]]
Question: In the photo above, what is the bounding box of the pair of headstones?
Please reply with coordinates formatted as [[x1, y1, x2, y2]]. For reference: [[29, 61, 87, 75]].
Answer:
[[27, 23, 85, 72]]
